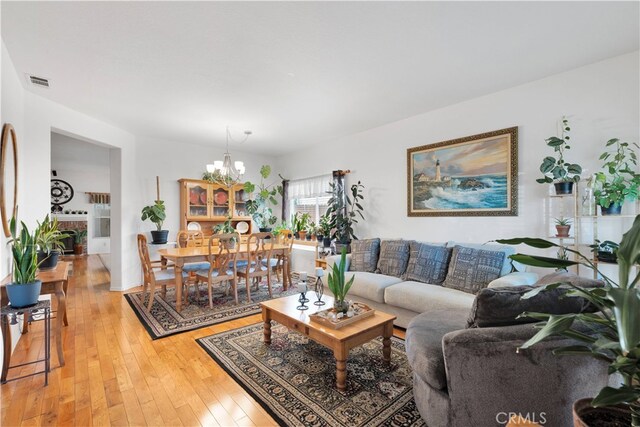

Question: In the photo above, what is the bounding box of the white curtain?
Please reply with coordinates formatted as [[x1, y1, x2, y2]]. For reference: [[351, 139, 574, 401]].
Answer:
[[288, 174, 332, 199]]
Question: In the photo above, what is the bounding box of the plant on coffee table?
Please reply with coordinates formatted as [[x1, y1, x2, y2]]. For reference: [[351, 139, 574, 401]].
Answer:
[[327, 247, 354, 314]]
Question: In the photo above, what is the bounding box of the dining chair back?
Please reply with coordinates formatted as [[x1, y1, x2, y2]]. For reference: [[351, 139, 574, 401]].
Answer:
[[137, 234, 179, 311], [195, 232, 240, 307], [237, 232, 274, 300], [267, 230, 294, 284]]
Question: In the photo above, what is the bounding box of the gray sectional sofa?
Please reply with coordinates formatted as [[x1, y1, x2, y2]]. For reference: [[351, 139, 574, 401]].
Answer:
[[326, 240, 538, 328]]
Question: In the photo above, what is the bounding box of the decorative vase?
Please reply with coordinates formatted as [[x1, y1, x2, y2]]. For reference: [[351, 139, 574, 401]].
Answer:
[[333, 299, 349, 314], [150, 230, 169, 244], [572, 397, 631, 427], [6, 280, 42, 308], [554, 182, 574, 195], [37, 250, 60, 270], [555, 225, 571, 237], [600, 203, 623, 216]]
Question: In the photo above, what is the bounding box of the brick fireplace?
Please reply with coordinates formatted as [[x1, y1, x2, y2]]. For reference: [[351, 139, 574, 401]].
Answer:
[[55, 216, 88, 255]]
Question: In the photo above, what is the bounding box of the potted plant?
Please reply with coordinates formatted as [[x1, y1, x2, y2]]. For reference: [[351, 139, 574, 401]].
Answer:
[[72, 229, 88, 255], [141, 200, 168, 244], [496, 216, 640, 426], [305, 221, 316, 241], [327, 247, 355, 314], [213, 216, 238, 249], [319, 212, 332, 248], [594, 138, 640, 216], [536, 117, 582, 195], [35, 214, 69, 270], [244, 165, 283, 232], [6, 218, 42, 308], [554, 217, 572, 238], [589, 239, 619, 264], [327, 180, 365, 253]]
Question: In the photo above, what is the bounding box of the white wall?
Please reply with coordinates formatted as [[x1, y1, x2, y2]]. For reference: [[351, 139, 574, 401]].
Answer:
[[51, 132, 111, 254], [277, 52, 639, 253]]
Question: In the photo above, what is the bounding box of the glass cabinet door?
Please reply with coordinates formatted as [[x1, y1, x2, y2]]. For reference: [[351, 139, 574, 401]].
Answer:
[[186, 182, 210, 219], [211, 187, 230, 218], [234, 186, 249, 217]]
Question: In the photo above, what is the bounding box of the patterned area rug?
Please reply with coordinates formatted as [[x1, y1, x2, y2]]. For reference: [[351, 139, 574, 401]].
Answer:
[[197, 323, 425, 427], [125, 281, 298, 339]]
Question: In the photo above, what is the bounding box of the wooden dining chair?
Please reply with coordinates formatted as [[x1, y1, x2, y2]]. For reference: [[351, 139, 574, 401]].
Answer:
[[195, 233, 240, 307], [263, 230, 293, 283], [137, 234, 184, 311], [176, 230, 210, 302], [237, 232, 274, 300]]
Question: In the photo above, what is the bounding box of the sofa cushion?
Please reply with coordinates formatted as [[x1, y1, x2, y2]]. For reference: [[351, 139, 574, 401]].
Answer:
[[405, 308, 470, 390], [466, 271, 604, 328], [342, 271, 403, 303], [404, 242, 452, 285], [446, 242, 516, 277], [443, 245, 505, 294], [376, 240, 411, 277], [349, 238, 381, 272], [384, 281, 476, 314]]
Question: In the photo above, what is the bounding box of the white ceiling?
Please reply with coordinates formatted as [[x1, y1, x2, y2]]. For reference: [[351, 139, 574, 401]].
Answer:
[[2, 2, 638, 154]]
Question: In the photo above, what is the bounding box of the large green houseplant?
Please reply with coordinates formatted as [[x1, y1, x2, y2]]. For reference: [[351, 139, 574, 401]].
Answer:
[[141, 200, 168, 244], [326, 180, 365, 252], [593, 138, 640, 216], [35, 214, 70, 269], [327, 247, 355, 314], [244, 165, 283, 232], [536, 117, 583, 195], [7, 217, 42, 308], [496, 215, 640, 426]]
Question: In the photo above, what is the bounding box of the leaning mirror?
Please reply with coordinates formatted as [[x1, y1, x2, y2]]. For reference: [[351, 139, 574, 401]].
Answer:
[[1, 123, 18, 237]]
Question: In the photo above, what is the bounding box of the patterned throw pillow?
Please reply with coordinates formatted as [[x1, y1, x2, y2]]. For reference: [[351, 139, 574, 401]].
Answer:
[[349, 238, 381, 272], [403, 242, 453, 285], [443, 245, 505, 294], [376, 240, 411, 277]]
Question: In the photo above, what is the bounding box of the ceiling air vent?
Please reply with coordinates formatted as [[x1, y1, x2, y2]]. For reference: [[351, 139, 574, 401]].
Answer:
[[26, 74, 50, 88]]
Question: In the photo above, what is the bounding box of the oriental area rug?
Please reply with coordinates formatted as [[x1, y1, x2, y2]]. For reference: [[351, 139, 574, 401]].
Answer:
[[125, 282, 298, 339], [197, 323, 425, 427]]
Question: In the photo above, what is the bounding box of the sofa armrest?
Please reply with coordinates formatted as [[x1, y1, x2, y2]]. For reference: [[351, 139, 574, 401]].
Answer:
[[440, 325, 612, 427], [326, 254, 351, 271], [487, 271, 538, 288]]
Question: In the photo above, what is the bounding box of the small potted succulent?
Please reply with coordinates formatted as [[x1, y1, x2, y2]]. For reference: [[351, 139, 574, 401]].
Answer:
[[327, 247, 354, 314], [554, 217, 572, 238], [35, 214, 70, 270], [536, 117, 582, 195], [593, 138, 640, 216], [141, 200, 168, 244], [6, 218, 42, 308], [72, 229, 88, 255]]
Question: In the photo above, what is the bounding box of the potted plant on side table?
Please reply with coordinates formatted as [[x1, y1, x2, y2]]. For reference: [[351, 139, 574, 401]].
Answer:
[[593, 138, 640, 216], [141, 200, 168, 244], [35, 214, 69, 270], [536, 116, 582, 195], [497, 215, 640, 426], [327, 247, 354, 314], [6, 218, 42, 308]]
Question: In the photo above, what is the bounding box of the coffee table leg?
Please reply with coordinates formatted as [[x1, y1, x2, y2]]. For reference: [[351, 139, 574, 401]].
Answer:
[[382, 321, 393, 363], [335, 344, 347, 391], [262, 308, 271, 345]]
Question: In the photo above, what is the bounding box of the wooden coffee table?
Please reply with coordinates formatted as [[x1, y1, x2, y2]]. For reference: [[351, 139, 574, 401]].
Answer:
[[260, 294, 396, 390]]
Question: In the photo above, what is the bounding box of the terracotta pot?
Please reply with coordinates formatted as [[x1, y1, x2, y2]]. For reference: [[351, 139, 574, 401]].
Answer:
[[573, 397, 631, 427], [298, 231, 307, 240], [555, 225, 571, 237], [74, 244, 84, 255]]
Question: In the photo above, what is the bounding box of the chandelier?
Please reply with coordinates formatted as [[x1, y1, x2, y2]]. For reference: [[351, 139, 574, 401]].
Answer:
[[206, 126, 251, 186]]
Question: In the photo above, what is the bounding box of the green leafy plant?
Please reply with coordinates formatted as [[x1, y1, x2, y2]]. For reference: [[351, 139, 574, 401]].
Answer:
[[244, 165, 283, 229], [9, 217, 39, 284], [536, 117, 582, 184], [213, 216, 235, 235], [496, 216, 640, 424], [594, 138, 640, 209], [327, 247, 355, 304], [590, 239, 619, 264], [554, 217, 572, 226], [306, 221, 317, 236], [271, 222, 290, 237], [141, 200, 166, 231], [291, 212, 310, 235], [36, 214, 70, 254], [71, 229, 87, 244], [326, 180, 365, 243], [318, 212, 332, 237]]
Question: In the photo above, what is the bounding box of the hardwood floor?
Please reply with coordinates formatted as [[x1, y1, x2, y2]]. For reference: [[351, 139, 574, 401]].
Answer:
[[1, 255, 405, 426]]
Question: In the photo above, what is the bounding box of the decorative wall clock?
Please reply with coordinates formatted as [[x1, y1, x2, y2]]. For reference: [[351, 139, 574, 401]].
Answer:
[[50, 179, 74, 209]]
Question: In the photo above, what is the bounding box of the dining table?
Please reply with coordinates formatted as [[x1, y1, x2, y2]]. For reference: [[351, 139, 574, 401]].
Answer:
[[158, 243, 292, 313]]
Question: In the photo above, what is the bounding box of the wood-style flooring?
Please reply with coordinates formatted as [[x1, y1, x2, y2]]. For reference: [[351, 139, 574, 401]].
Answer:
[[1, 255, 405, 426]]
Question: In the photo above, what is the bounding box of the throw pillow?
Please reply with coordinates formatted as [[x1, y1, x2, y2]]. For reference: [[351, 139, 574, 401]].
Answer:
[[443, 245, 505, 294], [403, 242, 453, 285], [349, 238, 381, 272], [466, 272, 604, 328], [376, 240, 411, 277]]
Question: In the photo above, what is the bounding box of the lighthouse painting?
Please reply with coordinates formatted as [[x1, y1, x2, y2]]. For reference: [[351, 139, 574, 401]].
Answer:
[[407, 127, 518, 216]]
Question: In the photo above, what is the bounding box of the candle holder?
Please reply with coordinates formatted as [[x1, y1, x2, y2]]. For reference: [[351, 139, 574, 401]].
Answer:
[[314, 277, 325, 306], [297, 291, 309, 310]]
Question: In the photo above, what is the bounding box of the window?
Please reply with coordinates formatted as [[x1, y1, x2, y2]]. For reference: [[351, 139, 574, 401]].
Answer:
[[287, 175, 331, 224]]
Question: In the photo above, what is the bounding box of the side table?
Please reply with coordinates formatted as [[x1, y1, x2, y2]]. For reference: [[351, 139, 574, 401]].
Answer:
[[1, 300, 51, 386]]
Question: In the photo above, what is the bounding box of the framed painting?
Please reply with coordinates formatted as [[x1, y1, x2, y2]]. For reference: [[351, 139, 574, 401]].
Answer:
[[407, 126, 518, 217]]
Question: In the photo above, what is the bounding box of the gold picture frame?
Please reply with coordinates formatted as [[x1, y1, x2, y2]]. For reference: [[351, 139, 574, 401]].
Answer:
[[1, 123, 18, 237], [407, 127, 518, 217]]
